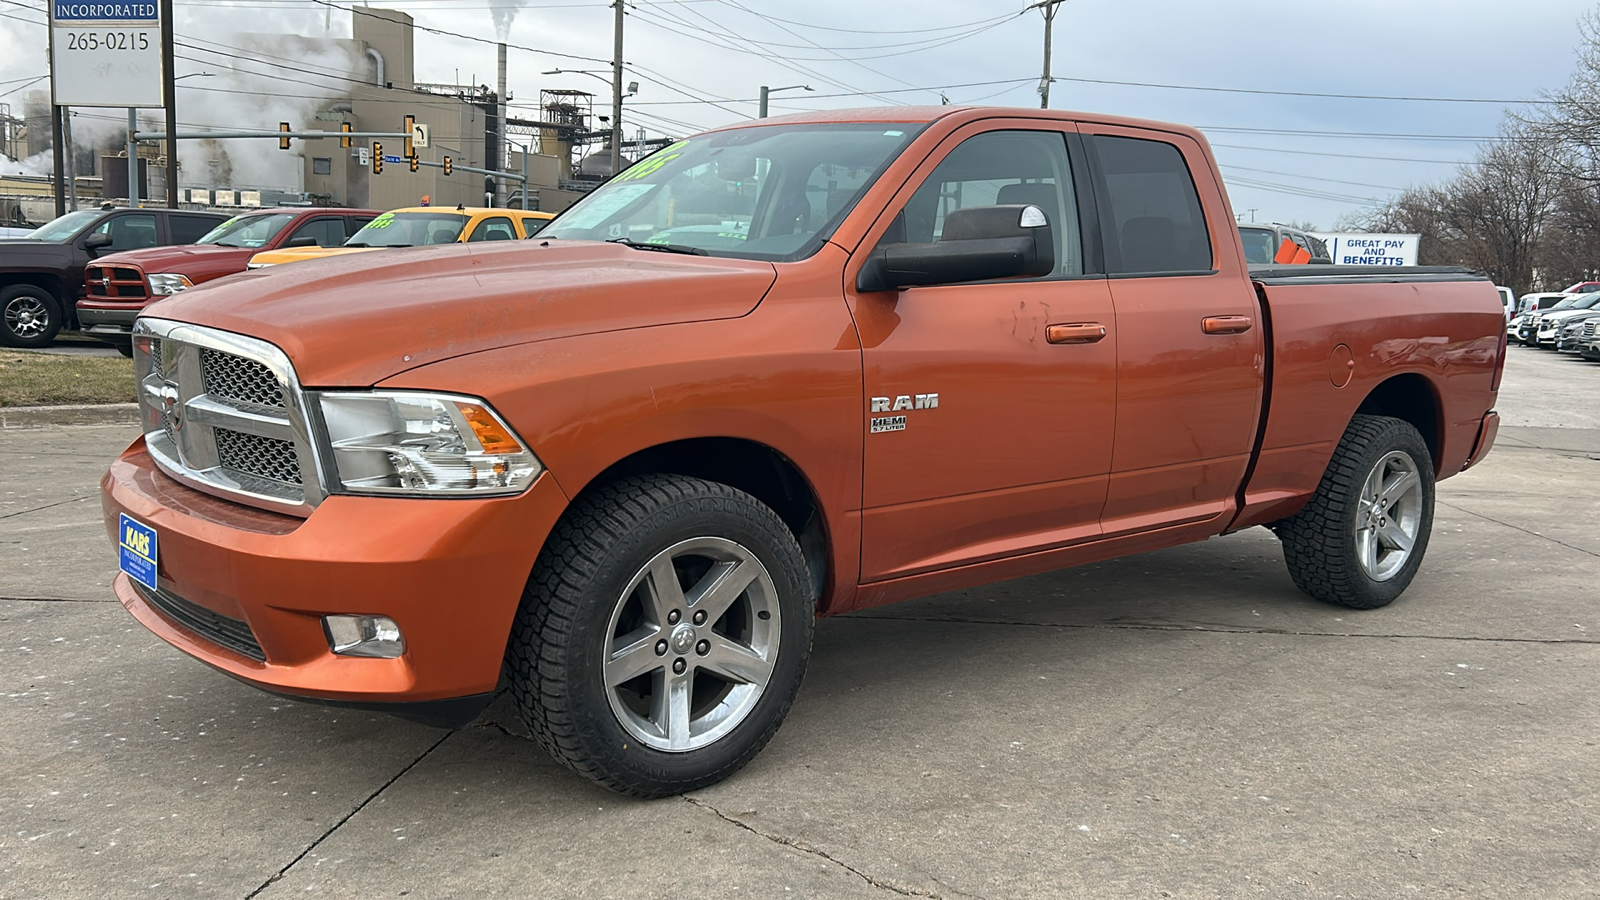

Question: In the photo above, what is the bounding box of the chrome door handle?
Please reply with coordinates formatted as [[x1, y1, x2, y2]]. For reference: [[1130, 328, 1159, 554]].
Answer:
[[1202, 315, 1253, 335], [1046, 323, 1107, 344]]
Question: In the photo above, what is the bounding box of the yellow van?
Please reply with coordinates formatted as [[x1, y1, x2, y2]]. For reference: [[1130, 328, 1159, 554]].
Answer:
[[247, 207, 555, 268]]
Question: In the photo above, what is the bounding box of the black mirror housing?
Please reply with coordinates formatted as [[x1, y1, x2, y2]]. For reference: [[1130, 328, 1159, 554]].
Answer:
[[286, 236, 319, 248], [83, 232, 113, 251], [857, 203, 1054, 293]]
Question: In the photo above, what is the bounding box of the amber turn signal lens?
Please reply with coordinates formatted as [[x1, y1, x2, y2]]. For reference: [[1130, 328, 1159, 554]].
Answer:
[[455, 401, 524, 454]]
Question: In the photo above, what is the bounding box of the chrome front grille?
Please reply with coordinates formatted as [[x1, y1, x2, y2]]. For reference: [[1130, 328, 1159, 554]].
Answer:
[[201, 348, 285, 409], [214, 427, 302, 485], [133, 318, 326, 516]]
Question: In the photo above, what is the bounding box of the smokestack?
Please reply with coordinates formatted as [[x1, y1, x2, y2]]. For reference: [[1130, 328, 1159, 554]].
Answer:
[[496, 42, 507, 207]]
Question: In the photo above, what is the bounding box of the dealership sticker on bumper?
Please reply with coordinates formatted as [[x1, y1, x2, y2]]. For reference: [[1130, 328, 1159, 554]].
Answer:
[[118, 513, 158, 590]]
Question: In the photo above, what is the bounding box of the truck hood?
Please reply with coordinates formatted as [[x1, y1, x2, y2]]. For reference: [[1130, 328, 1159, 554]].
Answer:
[[145, 239, 779, 386], [94, 244, 257, 285], [0, 239, 71, 262]]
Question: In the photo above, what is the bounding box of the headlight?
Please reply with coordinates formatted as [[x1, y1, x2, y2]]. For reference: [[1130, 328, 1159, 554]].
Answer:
[[148, 273, 193, 295], [245, 262, 272, 269], [315, 391, 543, 496]]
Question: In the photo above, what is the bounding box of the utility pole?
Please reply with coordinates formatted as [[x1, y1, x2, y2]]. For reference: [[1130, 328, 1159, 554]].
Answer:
[[1032, 0, 1067, 109], [48, 26, 63, 217], [161, 0, 178, 207], [611, 0, 623, 178]]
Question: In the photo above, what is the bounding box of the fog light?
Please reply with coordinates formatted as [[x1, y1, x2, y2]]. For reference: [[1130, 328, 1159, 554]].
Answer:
[[323, 615, 405, 658]]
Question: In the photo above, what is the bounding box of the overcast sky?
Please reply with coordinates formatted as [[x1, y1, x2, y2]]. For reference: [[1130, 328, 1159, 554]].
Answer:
[[3, 0, 1598, 227]]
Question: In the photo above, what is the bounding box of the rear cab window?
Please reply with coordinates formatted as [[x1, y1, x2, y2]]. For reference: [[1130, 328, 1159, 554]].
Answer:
[[1088, 134, 1213, 275]]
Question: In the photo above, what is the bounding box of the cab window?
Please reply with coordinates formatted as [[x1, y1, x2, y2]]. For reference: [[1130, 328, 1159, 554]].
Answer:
[[1090, 135, 1213, 274], [91, 214, 158, 251], [468, 217, 517, 242], [287, 217, 347, 248], [876, 129, 1082, 277]]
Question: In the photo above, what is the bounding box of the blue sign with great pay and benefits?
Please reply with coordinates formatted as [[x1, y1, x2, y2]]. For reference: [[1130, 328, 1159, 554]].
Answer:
[[52, 2, 159, 23], [117, 513, 159, 591]]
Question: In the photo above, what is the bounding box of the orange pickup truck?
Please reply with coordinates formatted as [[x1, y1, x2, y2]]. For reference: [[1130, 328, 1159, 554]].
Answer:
[[102, 107, 1505, 798]]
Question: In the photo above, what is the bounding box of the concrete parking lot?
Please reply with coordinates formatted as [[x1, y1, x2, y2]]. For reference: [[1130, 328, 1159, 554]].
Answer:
[[2, 345, 1596, 899]]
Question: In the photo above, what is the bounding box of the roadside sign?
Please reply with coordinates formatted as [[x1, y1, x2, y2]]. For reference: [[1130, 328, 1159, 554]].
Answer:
[[412, 123, 430, 149], [384, 155, 403, 164], [49, 2, 165, 108], [1310, 232, 1421, 267]]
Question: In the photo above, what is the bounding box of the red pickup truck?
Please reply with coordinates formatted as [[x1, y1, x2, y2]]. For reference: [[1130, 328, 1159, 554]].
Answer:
[[101, 107, 1504, 798], [78, 207, 379, 353]]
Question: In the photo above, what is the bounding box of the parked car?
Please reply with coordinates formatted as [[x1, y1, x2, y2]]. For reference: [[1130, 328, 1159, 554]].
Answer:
[[1561, 280, 1600, 293], [77, 207, 382, 355], [1238, 223, 1331, 265], [1532, 291, 1600, 347], [1555, 310, 1600, 351], [0, 205, 228, 347], [105, 105, 1506, 798], [1580, 321, 1600, 360], [1514, 292, 1579, 344], [1496, 286, 1515, 321], [246, 207, 555, 267]]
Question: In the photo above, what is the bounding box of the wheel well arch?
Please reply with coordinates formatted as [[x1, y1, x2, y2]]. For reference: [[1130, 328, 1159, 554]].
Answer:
[[1354, 373, 1442, 470], [0, 273, 67, 303], [572, 437, 830, 605]]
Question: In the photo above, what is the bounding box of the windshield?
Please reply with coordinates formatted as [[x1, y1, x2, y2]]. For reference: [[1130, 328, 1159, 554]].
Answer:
[[28, 209, 104, 243], [1565, 293, 1600, 310], [541, 122, 922, 260], [1238, 227, 1275, 264], [1549, 296, 1579, 310], [347, 212, 468, 248], [197, 213, 296, 248]]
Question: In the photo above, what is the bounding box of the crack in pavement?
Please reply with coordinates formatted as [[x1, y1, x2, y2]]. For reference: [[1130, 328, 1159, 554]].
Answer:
[[845, 614, 1598, 645], [243, 729, 456, 899], [1438, 499, 1600, 560], [685, 795, 968, 899], [0, 495, 94, 520], [0, 595, 116, 603]]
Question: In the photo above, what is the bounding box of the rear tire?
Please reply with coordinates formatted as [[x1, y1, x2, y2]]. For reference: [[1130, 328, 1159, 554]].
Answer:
[[1275, 415, 1435, 609], [506, 474, 814, 798], [0, 285, 62, 348]]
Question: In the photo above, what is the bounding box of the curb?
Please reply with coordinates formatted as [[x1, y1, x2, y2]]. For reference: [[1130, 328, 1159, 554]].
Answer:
[[0, 403, 141, 429]]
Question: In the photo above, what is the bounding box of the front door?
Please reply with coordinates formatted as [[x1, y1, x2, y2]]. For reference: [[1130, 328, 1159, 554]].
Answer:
[[846, 124, 1118, 582]]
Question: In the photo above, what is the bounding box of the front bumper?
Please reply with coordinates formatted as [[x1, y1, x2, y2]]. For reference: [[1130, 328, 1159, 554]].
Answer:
[[102, 438, 569, 722], [75, 303, 142, 342]]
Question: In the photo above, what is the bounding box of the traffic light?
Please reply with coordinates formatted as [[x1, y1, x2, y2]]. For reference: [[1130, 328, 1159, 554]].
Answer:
[[442, 156, 452, 176], [340, 122, 352, 149], [278, 122, 291, 150], [410, 155, 419, 173], [403, 114, 415, 159], [372, 142, 383, 175]]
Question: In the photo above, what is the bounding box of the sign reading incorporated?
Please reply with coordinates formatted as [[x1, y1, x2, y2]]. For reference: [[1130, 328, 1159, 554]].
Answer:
[[1310, 233, 1421, 267], [50, 0, 163, 108]]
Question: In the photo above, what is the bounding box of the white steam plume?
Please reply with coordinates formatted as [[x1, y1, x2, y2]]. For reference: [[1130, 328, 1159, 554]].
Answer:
[[488, 0, 527, 41]]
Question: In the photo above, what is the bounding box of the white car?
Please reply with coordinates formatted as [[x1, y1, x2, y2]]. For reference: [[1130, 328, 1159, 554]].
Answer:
[[1533, 292, 1600, 347]]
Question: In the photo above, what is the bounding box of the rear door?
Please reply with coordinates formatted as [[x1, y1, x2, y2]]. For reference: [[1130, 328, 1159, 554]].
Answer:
[[846, 121, 1118, 581], [1081, 126, 1264, 535]]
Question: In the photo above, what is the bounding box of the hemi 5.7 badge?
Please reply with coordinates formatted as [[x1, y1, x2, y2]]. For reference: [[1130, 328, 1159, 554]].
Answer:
[[868, 392, 936, 433]]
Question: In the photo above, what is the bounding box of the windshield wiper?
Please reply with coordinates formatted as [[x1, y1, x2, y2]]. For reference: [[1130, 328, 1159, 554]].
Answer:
[[606, 237, 706, 256]]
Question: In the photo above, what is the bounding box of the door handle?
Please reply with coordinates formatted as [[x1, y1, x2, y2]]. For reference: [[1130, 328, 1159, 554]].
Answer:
[[1046, 323, 1107, 344], [1202, 315, 1253, 335]]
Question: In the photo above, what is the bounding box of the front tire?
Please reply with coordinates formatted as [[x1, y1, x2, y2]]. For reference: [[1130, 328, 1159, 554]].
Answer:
[[0, 285, 62, 348], [506, 474, 814, 798], [1275, 415, 1435, 609]]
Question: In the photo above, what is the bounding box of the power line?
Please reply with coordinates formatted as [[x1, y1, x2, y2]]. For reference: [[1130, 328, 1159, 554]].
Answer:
[[1056, 74, 1554, 106], [1218, 163, 1407, 192], [1211, 142, 1467, 165], [701, 1, 1019, 36]]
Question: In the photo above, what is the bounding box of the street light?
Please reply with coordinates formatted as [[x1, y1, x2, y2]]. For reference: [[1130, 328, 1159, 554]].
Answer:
[[545, 68, 638, 178], [758, 84, 812, 118]]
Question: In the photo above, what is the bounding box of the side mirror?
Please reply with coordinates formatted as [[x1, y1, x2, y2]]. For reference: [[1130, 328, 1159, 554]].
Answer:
[[857, 204, 1055, 293], [286, 236, 319, 248], [83, 232, 113, 252]]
